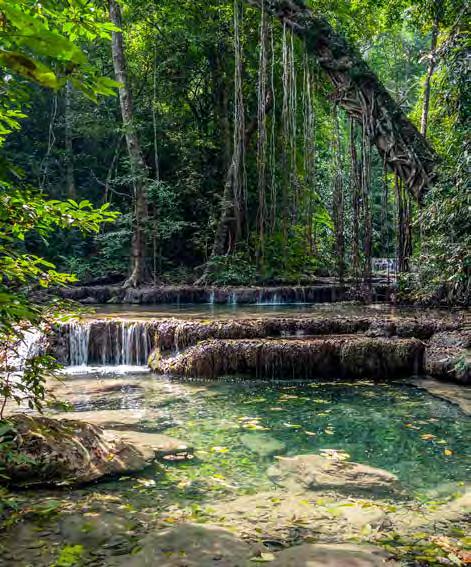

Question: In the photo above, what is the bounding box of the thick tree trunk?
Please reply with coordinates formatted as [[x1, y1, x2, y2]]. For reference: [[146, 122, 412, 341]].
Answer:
[[246, 0, 438, 201], [109, 0, 149, 288], [64, 80, 76, 200], [421, 19, 439, 138]]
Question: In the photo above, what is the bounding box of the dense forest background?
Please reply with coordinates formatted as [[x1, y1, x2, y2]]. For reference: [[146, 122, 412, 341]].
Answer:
[[2, 0, 469, 303]]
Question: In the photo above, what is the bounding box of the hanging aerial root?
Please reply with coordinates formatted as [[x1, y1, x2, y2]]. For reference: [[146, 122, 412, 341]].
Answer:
[[245, 0, 438, 200]]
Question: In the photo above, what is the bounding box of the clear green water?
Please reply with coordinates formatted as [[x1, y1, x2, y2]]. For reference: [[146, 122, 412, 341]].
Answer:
[[67, 373, 470, 500]]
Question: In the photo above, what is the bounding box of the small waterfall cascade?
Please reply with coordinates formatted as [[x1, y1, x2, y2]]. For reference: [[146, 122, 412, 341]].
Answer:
[[69, 322, 91, 366], [229, 292, 237, 305], [208, 290, 215, 304], [65, 321, 153, 367]]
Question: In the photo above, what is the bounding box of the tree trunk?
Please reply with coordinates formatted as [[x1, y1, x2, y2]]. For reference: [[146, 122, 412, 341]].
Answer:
[[64, 80, 76, 200], [421, 18, 439, 138], [109, 0, 149, 288], [395, 175, 412, 273], [196, 91, 273, 283], [246, 0, 438, 201]]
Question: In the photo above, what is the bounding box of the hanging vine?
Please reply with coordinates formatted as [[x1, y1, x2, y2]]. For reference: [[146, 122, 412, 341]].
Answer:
[[332, 106, 345, 282], [232, 0, 247, 243], [256, 0, 269, 262], [302, 49, 316, 253]]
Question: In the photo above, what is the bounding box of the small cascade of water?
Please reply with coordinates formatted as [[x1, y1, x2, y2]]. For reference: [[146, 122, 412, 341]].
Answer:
[[257, 291, 280, 305], [208, 290, 215, 304], [65, 321, 152, 367], [229, 292, 237, 305], [69, 322, 91, 366], [120, 322, 152, 366]]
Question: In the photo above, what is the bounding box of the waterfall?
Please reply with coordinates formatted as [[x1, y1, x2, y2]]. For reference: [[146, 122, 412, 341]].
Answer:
[[229, 292, 237, 305], [69, 322, 91, 366], [208, 290, 215, 304], [66, 321, 152, 367]]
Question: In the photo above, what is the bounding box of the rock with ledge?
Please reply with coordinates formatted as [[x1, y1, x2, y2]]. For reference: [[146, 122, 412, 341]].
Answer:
[[267, 453, 398, 495], [0, 414, 174, 486]]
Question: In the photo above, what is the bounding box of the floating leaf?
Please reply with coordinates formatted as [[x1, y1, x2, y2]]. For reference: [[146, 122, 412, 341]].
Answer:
[[444, 449, 453, 456], [211, 446, 229, 453]]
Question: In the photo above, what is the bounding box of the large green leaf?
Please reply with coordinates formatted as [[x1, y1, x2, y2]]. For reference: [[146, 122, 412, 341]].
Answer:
[[0, 50, 59, 88]]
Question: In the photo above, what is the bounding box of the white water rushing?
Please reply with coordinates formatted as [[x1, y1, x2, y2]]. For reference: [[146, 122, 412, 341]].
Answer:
[[67, 321, 152, 367]]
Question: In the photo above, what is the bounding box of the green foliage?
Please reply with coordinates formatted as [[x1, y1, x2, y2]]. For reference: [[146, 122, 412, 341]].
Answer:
[[205, 252, 258, 286], [0, 0, 120, 413], [53, 544, 85, 567]]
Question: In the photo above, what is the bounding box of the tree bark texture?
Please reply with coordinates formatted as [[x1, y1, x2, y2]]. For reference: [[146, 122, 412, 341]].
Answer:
[[109, 0, 149, 287], [246, 0, 438, 201]]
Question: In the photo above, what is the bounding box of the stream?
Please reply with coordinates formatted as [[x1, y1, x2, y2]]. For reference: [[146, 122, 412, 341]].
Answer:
[[1, 302, 469, 566]]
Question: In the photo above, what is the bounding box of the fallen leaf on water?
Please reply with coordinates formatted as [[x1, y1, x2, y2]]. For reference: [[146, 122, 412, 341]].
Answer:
[[420, 433, 436, 441], [404, 423, 420, 430], [211, 446, 229, 453], [304, 431, 316, 436], [283, 423, 302, 429], [444, 449, 453, 456]]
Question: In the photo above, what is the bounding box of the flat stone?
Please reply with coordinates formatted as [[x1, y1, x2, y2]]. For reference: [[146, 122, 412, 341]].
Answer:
[[412, 378, 471, 416], [272, 543, 398, 566], [267, 453, 398, 495], [111, 523, 254, 566], [112, 430, 192, 459]]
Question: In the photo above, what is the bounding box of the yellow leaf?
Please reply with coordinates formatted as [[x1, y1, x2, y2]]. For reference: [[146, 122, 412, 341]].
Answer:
[[421, 433, 436, 441], [444, 449, 453, 456]]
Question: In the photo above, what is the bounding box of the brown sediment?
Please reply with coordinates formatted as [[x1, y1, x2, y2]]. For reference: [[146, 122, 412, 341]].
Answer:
[[150, 335, 424, 380]]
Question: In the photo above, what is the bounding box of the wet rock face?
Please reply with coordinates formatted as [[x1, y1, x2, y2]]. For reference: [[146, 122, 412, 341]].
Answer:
[[424, 331, 470, 384], [151, 336, 424, 380], [0, 414, 157, 486], [267, 454, 398, 496]]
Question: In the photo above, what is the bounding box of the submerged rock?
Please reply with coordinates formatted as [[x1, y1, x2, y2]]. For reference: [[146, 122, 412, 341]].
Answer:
[[271, 543, 398, 566], [111, 523, 254, 566], [0, 414, 158, 486], [151, 336, 424, 380], [411, 378, 471, 415], [267, 453, 398, 495], [240, 432, 286, 457]]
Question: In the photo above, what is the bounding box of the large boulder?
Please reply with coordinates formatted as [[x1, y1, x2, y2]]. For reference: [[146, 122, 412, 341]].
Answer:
[[267, 453, 398, 495], [0, 414, 158, 486]]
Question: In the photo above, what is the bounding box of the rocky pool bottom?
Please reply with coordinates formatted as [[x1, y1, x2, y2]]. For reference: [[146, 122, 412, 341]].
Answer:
[[1, 370, 470, 566]]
